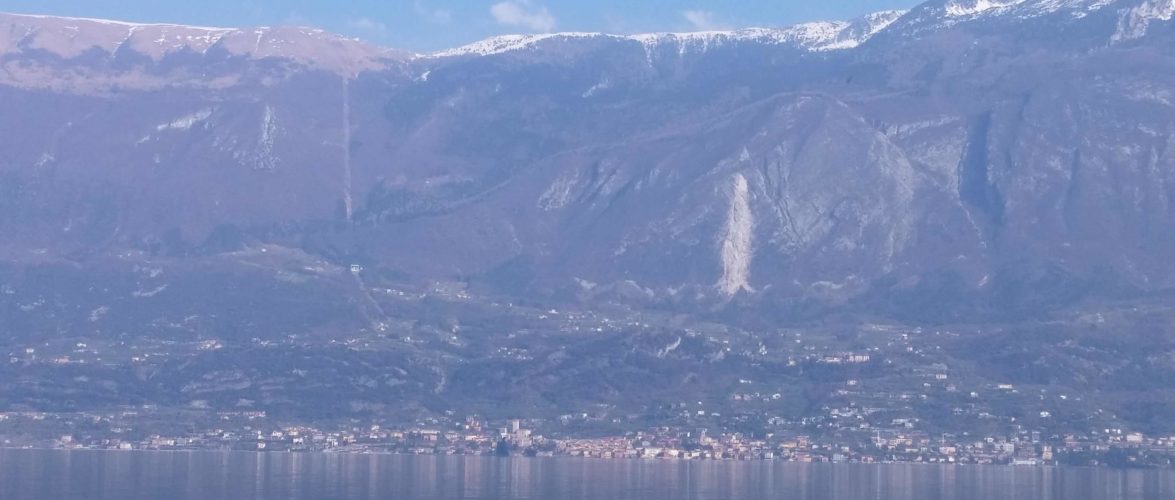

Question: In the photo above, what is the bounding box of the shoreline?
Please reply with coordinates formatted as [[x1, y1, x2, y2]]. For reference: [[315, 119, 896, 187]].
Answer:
[[0, 446, 1166, 472]]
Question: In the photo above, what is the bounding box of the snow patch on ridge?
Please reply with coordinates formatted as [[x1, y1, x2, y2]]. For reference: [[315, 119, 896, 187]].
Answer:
[[945, 0, 1031, 17], [718, 174, 755, 296], [157, 108, 213, 132], [431, 33, 603, 57], [8, 12, 231, 31], [428, 10, 908, 59], [823, 10, 909, 50], [0, 12, 400, 76], [1114, 0, 1175, 42], [910, 0, 1118, 31]]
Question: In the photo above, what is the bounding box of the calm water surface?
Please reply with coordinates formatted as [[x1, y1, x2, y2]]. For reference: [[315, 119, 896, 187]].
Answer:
[[0, 449, 1171, 500]]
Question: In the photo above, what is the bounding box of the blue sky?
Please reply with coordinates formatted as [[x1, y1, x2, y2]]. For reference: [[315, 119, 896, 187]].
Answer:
[[0, 0, 919, 52]]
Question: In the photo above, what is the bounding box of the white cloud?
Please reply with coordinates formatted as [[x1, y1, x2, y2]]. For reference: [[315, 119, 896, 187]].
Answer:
[[414, 0, 453, 24], [681, 10, 729, 31], [490, 1, 557, 32]]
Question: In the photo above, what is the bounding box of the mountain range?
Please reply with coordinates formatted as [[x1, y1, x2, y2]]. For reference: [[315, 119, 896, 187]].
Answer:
[[3, 0, 1175, 335], [3, 0, 1175, 436]]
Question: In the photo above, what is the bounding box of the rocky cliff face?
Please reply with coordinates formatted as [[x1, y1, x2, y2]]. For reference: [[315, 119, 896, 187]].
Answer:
[[2, 0, 1175, 335]]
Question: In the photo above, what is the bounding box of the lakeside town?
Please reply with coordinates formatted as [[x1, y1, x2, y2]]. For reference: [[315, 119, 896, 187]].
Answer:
[[4, 409, 1174, 469]]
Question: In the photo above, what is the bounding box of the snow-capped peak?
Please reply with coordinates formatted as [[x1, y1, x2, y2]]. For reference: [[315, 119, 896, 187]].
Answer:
[[884, 0, 1124, 37], [822, 10, 909, 50], [0, 12, 403, 74], [431, 33, 608, 58], [944, 0, 1031, 17], [427, 10, 909, 59], [934, 0, 1119, 21], [3, 12, 233, 31]]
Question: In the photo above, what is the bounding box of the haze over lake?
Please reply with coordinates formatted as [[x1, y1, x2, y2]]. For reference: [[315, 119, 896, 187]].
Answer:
[[0, 450, 1171, 500]]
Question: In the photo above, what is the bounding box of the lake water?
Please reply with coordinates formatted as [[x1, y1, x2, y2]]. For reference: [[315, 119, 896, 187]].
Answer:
[[0, 449, 1171, 500]]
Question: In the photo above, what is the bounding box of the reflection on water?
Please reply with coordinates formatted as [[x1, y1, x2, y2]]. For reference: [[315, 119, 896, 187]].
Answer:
[[0, 449, 1171, 500]]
